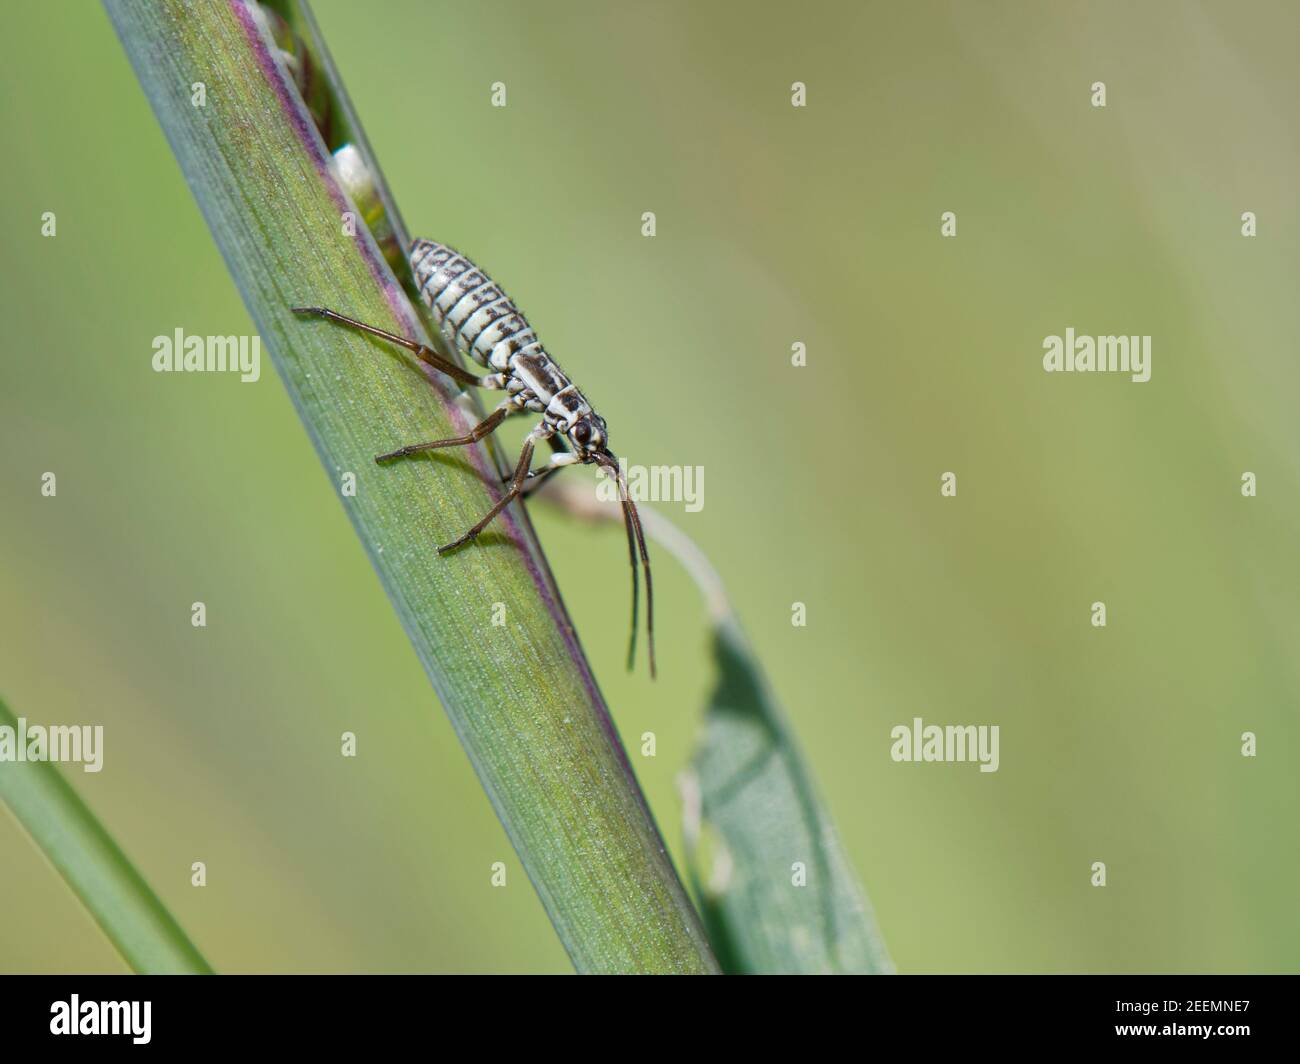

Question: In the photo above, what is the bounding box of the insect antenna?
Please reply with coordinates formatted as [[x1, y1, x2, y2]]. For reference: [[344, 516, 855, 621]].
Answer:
[[626, 494, 656, 679], [598, 453, 656, 679]]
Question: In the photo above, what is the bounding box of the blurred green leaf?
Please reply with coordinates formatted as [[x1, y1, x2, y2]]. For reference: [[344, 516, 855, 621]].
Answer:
[[540, 482, 892, 973], [0, 698, 211, 974], [685, 618, 893, 974], [103, 0, 716, 974]]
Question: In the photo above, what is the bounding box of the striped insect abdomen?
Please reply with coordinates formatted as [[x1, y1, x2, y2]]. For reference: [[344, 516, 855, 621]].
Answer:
[[410, 239, 536, 371]]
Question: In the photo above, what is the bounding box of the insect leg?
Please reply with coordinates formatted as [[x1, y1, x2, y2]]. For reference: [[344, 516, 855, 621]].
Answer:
[[519, 449, 582, 496], [374, 402, 513, 463], [505, 434, 569, 487], [438, 426, 554, 553], [292, 305, 487, 389], [518, 465, 562, 496]]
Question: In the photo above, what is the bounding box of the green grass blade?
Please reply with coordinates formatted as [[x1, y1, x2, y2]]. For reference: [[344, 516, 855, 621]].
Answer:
[[0, 698, 211, 974], [102, 0, 715, 974]]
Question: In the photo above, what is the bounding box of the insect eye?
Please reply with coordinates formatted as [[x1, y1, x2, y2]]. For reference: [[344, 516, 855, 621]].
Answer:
[[573, 423, 591, 446]]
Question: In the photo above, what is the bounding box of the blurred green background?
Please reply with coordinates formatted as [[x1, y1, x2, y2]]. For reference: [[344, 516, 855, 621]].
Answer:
[[2, 0, 1297, 973]]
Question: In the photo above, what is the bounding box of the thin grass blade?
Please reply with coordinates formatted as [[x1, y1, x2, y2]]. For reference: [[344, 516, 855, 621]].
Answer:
[[0, 698, 211, 974]]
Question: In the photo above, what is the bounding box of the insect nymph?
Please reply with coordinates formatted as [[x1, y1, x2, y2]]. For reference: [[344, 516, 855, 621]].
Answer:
[[294, 239, 655, 676]]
